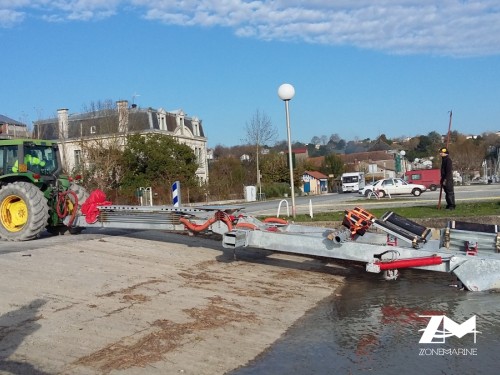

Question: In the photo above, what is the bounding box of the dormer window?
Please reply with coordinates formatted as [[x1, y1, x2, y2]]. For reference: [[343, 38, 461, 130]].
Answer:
[[157, 109, 167, 130]]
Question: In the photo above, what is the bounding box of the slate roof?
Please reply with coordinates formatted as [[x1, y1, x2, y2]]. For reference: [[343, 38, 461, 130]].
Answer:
[[33, 107, 205, 140], [0, 114, 26, 126]]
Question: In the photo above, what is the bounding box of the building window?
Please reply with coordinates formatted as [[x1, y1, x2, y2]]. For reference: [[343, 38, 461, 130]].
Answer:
[[195, 147, 205, 168], [74, 150, 81, 167], [90, 126, 96, 134]]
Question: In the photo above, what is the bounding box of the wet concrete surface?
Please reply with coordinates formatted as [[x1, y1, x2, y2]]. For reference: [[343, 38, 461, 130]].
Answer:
[[230, 268, 499, 375]]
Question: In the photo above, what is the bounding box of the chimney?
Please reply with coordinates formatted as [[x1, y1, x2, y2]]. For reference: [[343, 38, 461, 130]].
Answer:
[[116, 100, 129, 133], [57, 108, 69, 139]]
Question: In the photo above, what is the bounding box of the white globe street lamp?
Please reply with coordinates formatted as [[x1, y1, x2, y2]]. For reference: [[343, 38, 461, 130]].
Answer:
[[278, 83, 296, 218], [400, 150, 406, 176]]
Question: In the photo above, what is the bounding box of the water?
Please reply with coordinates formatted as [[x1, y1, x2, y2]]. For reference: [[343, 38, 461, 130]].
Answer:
[[230, 269, 499, 375]]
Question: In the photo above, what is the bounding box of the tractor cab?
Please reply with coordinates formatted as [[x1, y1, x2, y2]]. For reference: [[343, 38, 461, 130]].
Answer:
[[0, 139, 62, 183]]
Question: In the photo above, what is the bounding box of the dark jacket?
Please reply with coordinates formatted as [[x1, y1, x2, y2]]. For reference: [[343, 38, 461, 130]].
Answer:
[[440, 155, 453, 186]]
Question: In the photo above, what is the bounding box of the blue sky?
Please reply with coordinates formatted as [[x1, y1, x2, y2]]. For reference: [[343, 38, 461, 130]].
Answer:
[[2, 1, 500, 148]]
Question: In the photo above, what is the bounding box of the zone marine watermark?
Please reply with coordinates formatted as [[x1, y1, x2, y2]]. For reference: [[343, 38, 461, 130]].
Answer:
[[417, 315, 480, 356]]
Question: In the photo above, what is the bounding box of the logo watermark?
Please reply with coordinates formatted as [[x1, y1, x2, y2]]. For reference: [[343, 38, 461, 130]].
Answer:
[[418, 315, 480, 356], [419, 347, 478, 356]]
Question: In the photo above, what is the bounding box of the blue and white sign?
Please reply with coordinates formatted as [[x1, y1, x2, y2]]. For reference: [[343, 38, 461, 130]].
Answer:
[[172, 181, 181, 207]]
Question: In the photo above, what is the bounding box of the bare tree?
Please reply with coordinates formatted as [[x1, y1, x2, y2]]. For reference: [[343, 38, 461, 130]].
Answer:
[[311, 136, 321, 145], [244, 110, 277, 199], [73, 100, 126, 193], [450, 139, 486, 181], [329, 133, 341, 143]]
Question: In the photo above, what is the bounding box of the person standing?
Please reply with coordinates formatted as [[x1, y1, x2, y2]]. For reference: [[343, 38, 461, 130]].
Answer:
[[440, 147, 456, 210]]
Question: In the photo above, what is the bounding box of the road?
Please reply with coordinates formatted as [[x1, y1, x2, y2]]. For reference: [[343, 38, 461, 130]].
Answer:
[[241, 183, 500, 216]]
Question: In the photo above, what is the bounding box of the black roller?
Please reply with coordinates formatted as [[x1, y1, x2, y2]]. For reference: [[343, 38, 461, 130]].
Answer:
[[450, 221, 498, 234], [382, 211, 428, 237]]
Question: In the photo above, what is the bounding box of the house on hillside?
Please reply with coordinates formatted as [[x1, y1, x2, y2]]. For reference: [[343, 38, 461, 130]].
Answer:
[[301, 170, 329, 195], [305, 151, 397, 182], [341, 150, 398, 179], [0, 114, 30, 138], [293, 147, 308, 161], [33, 100, 209, 182], [282, 147, 308, 166]]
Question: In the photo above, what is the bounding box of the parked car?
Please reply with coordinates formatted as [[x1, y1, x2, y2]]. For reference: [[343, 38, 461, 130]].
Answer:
[[470, 176, 488, 184], [405, 169, 440, 191], [359, 178, 427, 198]]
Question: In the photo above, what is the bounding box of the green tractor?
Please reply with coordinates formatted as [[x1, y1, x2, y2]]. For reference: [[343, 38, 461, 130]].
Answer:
[[0, 138, 89, 241]]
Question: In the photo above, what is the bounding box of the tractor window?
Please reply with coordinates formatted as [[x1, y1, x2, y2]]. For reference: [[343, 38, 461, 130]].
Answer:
[[24, 145, 58, 175], [4, 146, 19, 173]]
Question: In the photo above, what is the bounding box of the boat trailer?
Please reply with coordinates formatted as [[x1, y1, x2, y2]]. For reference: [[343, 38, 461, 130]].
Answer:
[[66, 201, 500, 292]]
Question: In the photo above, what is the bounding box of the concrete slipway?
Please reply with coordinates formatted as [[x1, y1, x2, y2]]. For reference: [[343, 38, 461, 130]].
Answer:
[[0, 230, 345, 374]]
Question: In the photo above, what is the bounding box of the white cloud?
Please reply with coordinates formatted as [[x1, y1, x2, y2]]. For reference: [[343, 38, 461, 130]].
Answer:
[[0, 0, 119, 24], [0, 9, 25, 27], [2, 0, 500, 56]]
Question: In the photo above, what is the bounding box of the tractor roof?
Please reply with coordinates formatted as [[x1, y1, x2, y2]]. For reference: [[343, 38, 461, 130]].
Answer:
[[0, 138, 58, 146]]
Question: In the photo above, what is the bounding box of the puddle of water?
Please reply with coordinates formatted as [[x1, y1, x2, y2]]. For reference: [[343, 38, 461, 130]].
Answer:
[[230, 269, 499, 375]]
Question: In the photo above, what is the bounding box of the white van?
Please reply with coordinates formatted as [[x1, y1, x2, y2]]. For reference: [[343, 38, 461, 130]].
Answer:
[[341, 172, 366, 193]]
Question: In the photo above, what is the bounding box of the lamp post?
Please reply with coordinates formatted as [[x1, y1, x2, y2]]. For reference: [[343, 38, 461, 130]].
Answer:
[[400, 150, 406, 176], [278, 83, 296, 218]]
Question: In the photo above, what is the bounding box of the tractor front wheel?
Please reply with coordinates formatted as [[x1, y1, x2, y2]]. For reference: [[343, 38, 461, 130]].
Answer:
[[0, 182, 50, 241]]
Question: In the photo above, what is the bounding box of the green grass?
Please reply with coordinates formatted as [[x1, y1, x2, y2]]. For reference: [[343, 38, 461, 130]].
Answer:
[[289, 200, 500, 222]]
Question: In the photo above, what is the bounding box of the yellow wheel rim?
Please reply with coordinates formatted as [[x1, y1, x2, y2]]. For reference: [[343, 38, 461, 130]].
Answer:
[[0, 194, 28, 232]]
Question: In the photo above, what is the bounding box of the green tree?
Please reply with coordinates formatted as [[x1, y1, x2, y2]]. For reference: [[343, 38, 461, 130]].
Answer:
[[335, 139, 346, 150], [321, 153, 345, 178], [260, 152, 289, 183], [208, 156, 246, 200], [120, 133, 198, 201], [428, 131, 443, 150], [378, 134, 392, 145], [262, 152, 305, 186], [259, 152, 303, 198], [414, 131, 442, 156]]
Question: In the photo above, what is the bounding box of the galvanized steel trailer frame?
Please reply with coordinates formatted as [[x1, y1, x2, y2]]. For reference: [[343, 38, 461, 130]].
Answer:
[[66, 204, 500, 292]]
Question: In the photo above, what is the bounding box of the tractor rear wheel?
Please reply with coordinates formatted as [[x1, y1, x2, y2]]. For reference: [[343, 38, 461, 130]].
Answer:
[[0, 181, 49, 241]]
